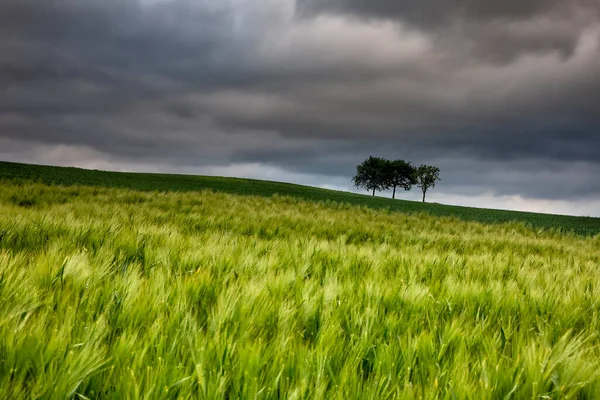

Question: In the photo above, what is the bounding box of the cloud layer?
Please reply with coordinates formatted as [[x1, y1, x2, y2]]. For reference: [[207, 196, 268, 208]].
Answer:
[[1, 0, 599, 214]]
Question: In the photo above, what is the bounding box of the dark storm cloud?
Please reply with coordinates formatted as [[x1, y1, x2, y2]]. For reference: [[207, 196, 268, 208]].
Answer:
[[1, 0, 600, 208], [298, 0, 587, 22], [298, 0, 600, 62]]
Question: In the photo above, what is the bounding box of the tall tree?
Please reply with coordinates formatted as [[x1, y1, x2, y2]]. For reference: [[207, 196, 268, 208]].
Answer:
[[352, 156, 388, 196], [385, 159, 416, 199], [415, 165, 441, 203]]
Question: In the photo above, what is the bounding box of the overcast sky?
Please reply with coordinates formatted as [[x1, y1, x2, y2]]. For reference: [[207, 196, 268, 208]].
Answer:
[[1, 0, 599, 216]]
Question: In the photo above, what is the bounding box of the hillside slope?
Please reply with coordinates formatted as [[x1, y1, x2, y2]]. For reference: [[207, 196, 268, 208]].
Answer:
[[1, 161, 599, 236], [1, 181, 600, 397]]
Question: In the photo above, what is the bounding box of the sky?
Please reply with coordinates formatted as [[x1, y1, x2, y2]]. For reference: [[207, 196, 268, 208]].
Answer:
[[1, 0, 599, 216]]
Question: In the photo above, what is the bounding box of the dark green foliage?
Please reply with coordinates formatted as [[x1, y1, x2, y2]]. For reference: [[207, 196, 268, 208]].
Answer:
[[1, 161, 600, 236], [352, 156, 389, 196], [384, 159, 416, 199], [415, 164, 441, 203]]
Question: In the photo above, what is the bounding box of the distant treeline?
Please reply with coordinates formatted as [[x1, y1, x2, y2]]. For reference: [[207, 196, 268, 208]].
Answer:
[[353, 156, 440, 202]]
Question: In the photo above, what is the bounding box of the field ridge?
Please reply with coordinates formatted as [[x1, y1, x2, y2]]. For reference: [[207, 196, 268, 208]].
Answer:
[[1, 160, 600, 236]]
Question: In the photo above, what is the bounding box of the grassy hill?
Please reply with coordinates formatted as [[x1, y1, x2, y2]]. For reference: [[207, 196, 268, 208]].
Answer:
[[1, 161, 600, 236], [1, 177, 600, 398]]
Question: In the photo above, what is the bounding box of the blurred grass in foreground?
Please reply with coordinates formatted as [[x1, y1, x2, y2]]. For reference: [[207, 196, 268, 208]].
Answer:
[[1, 181, 600, 398]]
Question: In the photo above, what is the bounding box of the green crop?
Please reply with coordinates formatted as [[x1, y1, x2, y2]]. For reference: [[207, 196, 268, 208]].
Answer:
[[1, 178, 600, 398], [2, 161, 600, 236]]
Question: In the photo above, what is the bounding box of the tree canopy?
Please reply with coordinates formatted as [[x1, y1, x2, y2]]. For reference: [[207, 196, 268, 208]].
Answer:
[[415, 165, 441, 203], [384, 159, 416, 200], [352, 157, 440, 201], [352, 156, 389, 196]]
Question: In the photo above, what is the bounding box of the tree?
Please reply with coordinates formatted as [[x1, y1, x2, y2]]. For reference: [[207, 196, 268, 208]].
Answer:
[[415, 165, 440, 203], [352, 156, 388, 196], [384, 159, 416, 200]]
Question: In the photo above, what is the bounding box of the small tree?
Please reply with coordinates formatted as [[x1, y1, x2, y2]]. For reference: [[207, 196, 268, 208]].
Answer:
[[415, 165, 440, 203], [353, 156, 388, 196], [385, 159, 416, 200]]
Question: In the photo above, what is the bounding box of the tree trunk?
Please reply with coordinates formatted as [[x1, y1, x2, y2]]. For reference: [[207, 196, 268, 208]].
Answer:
[[392, 185, 396, 199], [372, 187, 376, 196], [422, 190, 426, 203]]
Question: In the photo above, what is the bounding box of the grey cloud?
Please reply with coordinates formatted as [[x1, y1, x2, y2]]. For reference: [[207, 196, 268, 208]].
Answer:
[[297, 0, 600, 27], [299, 0, 557, 21], [298, 0, 600, 63], [0, 0, 599, 208]]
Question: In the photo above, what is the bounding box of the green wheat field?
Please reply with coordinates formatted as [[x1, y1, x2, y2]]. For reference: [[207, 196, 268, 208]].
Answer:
[[1, 162, 600, 399]]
